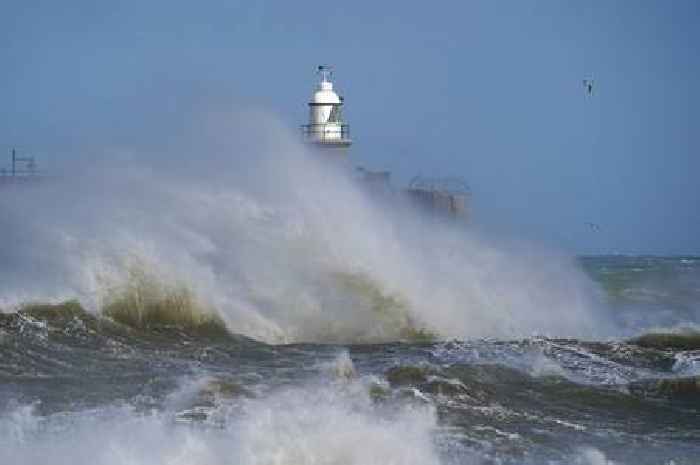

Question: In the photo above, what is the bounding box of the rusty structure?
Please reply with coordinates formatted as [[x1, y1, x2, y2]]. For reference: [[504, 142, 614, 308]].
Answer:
[[404, 176, 470, 220], [355, 167, 392, 194], [354, 167, 471, 221]]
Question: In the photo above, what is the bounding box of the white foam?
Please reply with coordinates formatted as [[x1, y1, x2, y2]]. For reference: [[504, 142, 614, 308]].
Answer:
[[0, 108, 613, 343], [0, 376, 441, 465], [575, 447, 617, 465], [672, 351, 700, 376]]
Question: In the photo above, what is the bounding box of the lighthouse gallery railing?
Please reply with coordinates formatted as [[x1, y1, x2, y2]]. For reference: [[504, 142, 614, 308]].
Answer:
[[300, 124, 351, 143]]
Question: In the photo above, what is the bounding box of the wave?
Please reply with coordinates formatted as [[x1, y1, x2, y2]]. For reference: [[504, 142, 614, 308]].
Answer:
[[629, 331, 700, 351], [313, 271, 436, 343], [629, 376, 700, 402], [0, 298, 230, 344], [0, 269, 432, 344], [0, 110, 613, 344], [0, 349, 639, 465], [101, 267, 227, 336], [0, 353, 442, 465], [13, 300, 89, 323]]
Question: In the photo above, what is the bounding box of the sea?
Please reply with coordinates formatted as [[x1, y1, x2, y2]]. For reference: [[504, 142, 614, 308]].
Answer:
[[1, 256, 698, 465], [0, 144, 698, 465]]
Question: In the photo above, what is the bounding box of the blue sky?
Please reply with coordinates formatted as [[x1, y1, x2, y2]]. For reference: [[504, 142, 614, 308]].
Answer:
[[2, 1, 699, 254]]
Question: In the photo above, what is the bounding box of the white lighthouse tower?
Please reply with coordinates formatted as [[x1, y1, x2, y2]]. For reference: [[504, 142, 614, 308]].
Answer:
[[301, 65, 352, 154]]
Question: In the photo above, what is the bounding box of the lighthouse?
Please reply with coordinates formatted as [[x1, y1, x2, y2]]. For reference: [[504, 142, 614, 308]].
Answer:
[[301, 65, 352, 154]]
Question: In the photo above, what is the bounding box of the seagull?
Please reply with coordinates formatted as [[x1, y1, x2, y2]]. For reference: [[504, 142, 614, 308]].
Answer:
[[583, 79, 594, 95]]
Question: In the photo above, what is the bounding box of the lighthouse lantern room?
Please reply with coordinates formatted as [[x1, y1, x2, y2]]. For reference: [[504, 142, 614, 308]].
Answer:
[[301, 65, 352, 152]]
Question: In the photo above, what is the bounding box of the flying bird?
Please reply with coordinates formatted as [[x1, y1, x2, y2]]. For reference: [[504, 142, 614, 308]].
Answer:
[[583, 79, 594, 95], [585, 222, 601, 232]]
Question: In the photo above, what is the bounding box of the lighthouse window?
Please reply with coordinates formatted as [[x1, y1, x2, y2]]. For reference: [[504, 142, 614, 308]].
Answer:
[[328, 105, 341, 122]]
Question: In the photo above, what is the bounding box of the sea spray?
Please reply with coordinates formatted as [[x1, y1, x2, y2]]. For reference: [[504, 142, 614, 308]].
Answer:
[[101, 266, 227, 335], [0, 108, 611, 343]]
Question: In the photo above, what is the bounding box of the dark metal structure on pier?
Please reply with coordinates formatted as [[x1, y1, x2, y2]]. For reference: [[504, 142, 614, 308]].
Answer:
[[0, 149, 41, 185], [404, 176, 470, 220]]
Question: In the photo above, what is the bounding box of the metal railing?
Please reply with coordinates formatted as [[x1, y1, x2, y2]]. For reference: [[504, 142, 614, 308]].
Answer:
[[301, 124, 351, 144], [1, 149, 40, 177], [0, 168, 40, 177]]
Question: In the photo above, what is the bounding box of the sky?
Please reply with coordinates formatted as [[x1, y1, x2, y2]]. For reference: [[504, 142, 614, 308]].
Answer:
[[1, 0, 699, 255]]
